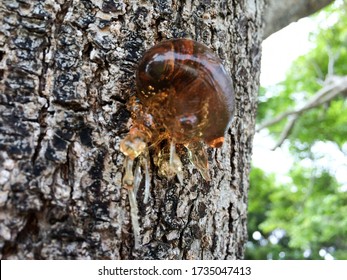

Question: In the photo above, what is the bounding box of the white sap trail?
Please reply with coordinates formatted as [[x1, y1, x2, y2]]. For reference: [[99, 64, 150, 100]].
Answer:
[[127, 189, 140, 249], [143, 157, 150, 204]]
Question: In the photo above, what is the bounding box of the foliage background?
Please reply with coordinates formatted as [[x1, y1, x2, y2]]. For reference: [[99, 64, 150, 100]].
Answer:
[[246, 1, 347, 260]]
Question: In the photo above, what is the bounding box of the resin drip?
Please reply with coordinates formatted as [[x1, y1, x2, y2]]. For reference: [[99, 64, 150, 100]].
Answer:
[[119, 38, 235, 248]]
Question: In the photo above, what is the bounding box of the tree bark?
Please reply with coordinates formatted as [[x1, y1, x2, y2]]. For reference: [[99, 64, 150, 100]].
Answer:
[[0, 0, 330, 260]]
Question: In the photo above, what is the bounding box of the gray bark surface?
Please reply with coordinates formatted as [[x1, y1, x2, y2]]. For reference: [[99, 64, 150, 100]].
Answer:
[[0, 0, 329, 260]]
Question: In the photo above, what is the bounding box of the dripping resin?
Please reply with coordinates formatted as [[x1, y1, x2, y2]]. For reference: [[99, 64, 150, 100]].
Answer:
[[120, 38, 235, 247]]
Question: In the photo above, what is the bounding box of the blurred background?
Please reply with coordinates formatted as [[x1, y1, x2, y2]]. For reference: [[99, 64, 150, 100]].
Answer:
[[246, 0, 347, 259]]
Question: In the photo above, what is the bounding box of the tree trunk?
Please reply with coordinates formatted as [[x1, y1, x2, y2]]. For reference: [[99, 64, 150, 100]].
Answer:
[[0, 0, 328, 260]]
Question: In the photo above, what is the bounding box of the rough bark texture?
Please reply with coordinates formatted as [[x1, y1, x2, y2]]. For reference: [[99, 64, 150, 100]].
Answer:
[[0, 0, 328, 260], [263, 0, 334, 38]]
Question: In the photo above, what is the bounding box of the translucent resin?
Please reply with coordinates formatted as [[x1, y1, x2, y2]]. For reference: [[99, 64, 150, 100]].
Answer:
[[120, 38, 235, 247]]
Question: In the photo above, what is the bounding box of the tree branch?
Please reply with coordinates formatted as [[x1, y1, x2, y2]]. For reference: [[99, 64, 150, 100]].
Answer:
[[256, 75, 347, 149], [263, 0, 334, 39]]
